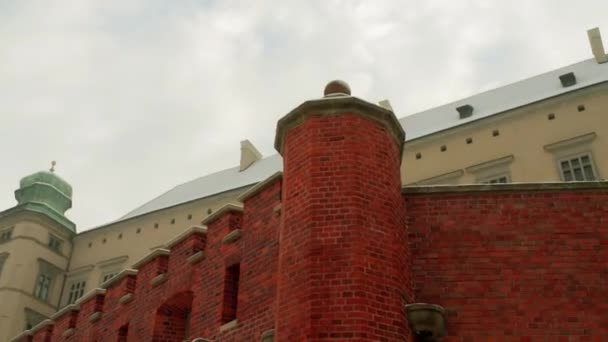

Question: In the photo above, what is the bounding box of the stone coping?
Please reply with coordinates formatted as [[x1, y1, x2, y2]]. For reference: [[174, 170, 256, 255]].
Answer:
[[132, 248, 170, 269], [29, 319, 54, 334], [50, 304, 79, 320], [222, 229, 242, 244], [237, 171, 283, 202], [274, 95, 405, 155], [75, 288, 106, 305], [403, 181, 608, 194], [100, 269, 138, 289], [9, 330, 32, 342], [164, 225, 208, 249], [187, 251, 205, 265], [201, 204, 243, 226]]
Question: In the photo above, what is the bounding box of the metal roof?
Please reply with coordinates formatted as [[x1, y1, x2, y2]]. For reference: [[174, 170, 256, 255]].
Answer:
[[118, 58, 608, 222]]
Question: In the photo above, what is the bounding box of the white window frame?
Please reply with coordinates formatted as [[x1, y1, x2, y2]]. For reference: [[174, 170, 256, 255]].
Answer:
[[66, 279, 87, 304], [412, 169, 464, 186], [97, 255, 128, 285], [479, 173, 511, 184], [33, 272, 53, 301], [557, 152, 598, 182], [0, 227, 13, 243], [466, 155, 514, 184], [0, 253, 8, 280], [100, 270, 120, 284], [48, 234, 63, 253], [544, 132, 600, 182]]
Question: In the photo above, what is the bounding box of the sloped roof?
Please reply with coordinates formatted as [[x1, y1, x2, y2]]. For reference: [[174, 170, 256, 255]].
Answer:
[[399, 58, 608, 140], [117, 58, 608, 223]]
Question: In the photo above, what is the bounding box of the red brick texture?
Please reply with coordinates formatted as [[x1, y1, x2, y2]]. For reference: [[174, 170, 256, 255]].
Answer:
[[12, 97, 608, 342], [406, 190, 608, 341], [277, 114, 411, 341]]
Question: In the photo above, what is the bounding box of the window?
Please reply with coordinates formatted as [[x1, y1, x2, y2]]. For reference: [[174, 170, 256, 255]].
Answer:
[[0, 253, 7, 279], [545, 133, 599, 182], [0, 228, 13, 243], [101, 271, 119, 284], [221, 264, 240, 323], [66, 280, 87, 304], [466, 155, 514, 185], [34, 273, 53, 301], [24, 308, 48, 330], [480, 175, 510, 184], [33, 260, 61, 302], [48, 234, 62, 253], [559, 154, 596, 181]]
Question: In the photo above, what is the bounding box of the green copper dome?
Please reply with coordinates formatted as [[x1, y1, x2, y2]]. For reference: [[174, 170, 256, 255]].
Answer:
[[12, 169, 75, 233]]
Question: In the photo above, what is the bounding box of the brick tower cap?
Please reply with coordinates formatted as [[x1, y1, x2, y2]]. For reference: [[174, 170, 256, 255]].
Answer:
[[324, 80, 351, 96], [274, 81, 406, 156]]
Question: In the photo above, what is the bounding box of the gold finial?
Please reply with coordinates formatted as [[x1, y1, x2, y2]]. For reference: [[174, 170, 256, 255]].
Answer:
[[50, 161, 56, 172]]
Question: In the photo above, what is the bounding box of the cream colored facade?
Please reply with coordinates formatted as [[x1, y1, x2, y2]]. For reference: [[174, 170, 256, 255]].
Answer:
[[1, 30, 607, 342], [403, 83, 607, 185]]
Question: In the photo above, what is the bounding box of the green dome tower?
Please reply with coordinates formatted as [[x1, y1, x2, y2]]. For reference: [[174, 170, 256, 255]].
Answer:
[[12, 163, 75, 233]]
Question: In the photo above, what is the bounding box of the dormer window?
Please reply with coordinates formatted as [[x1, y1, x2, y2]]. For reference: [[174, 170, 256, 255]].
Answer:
[[559, 72, 576, 87], [456, 104, 474, 119]]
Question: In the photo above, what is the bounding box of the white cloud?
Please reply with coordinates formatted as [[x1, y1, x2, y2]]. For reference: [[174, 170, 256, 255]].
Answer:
[[0, 0, 606, 230]]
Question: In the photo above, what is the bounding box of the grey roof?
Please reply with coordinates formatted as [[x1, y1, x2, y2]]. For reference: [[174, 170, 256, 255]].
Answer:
[[119, 154, 283, 220], [399, 58, 608, 140], [118, 58, 608, 222]]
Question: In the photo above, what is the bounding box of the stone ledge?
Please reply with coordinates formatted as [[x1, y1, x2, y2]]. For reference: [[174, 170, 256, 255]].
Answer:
[[165, 225, 208, 249], [100, 269, 138, 289], [273, 203, 282, 213], [219, 319, 238, 332], [187, 251, 205, 265], [222, 229, 242, 244], [75, 288, 106, 305], [274, 95, 405, 155], [9, 330, 32, 342], [29, 319, 54, 334], [403, 181, 608, 194], [132, 248, 170, 269], [201, 204, 243, 226], [237, 172, 283, 202], [261, 329, 275, 341], [118, 293, 133, 305], [88, 312, 101, 323], [50, 304, 79, 320], [150, 273, 168, 287], [62, 328, 75, 338]]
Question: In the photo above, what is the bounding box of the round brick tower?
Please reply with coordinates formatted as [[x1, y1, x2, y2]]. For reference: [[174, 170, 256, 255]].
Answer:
[[274, 81, 411, 341]]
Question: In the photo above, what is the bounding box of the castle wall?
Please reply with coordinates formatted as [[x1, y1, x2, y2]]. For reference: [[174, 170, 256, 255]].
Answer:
[[405, 185, 608, 341]]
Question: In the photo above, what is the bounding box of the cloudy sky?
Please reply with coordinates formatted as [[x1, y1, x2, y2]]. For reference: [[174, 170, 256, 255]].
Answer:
[[1, 0, 606, 231]]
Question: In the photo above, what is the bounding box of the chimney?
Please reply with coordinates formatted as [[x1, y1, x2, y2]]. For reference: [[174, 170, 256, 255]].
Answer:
[[239, 140, 262, 171], [587, 27, 608, 64]]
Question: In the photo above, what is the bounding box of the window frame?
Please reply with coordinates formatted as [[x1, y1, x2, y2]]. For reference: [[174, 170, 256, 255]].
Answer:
[[544, 132, 600, 182], [0, 253, 8, 280], [557, 152, 599, 182], [33, 272, 53, 301], [465, 155, 514, 184], [479, 173, 511, 184], [0, 227, 13, 243], [48, 234, 63, 253], [33, 259, 62, 303], [66, 279, 87, 305]]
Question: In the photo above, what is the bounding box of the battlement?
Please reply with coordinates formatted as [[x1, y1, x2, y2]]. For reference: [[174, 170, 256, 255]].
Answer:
[[11, 172, 282, 342], [9, 82, 608, 342]]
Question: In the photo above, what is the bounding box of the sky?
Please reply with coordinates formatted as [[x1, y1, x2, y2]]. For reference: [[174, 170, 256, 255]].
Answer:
[[1, 0, 606, 231]]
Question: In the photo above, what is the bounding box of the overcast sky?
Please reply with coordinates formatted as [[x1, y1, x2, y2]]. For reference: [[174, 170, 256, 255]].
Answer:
[[1, 0, 606, 231]]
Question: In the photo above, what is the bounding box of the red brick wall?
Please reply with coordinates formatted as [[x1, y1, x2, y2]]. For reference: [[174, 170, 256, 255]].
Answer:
[[277, 114, 411, 341], [406, 189, 608, 341]]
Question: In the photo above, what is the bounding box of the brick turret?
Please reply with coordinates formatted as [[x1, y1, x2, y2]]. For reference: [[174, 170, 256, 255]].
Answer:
[[274, 81, 412, 341]]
